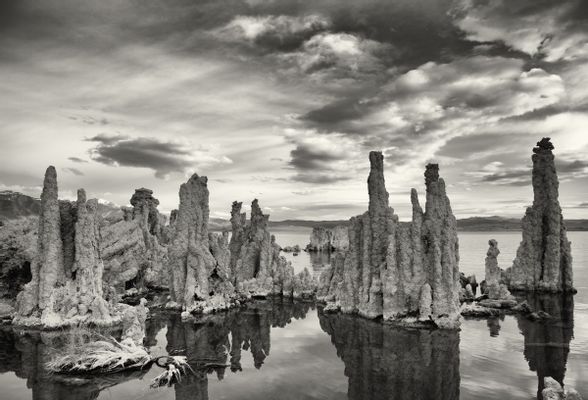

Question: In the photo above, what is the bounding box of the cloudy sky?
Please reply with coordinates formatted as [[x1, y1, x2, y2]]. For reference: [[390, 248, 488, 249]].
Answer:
[[1, 0, 587, 221]]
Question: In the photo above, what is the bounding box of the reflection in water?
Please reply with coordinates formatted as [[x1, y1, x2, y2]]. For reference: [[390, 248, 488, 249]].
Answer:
[[0, 328, 147, 400], [319, 310, 460, 400], [161, 298, 313, 400], [515, 293, 574, 399], [487, 315, 505, 337], [309, 251, 332, 278], [0, 298, 313, 400]]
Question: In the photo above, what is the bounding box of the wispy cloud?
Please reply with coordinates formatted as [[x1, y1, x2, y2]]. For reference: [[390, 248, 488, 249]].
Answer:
[[62, 167, 84, 176]]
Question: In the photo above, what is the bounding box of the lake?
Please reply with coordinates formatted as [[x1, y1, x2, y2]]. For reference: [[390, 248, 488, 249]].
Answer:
[[0, 228, 586, 400]]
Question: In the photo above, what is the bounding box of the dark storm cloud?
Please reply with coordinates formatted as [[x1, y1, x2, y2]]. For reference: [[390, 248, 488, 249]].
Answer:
[[303, 99, 362, 124], [62, 167, 84, 176], [471, 159, 588, 186], [86, 135, 194, 179], [286, 135, 358, 184], [479, 169, 531, 186], [68, 157, 88, 163], [555, 159, 588, 174], [289, 143, 345, 171]]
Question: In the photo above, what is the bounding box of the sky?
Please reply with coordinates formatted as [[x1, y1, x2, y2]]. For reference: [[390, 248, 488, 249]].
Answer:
[[1, 0, 587, 221]]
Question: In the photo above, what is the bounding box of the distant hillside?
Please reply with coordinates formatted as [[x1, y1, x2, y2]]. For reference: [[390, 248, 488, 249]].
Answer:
[[2, 191, 587, 231], [0, 191, 40, 220], [0, 190, 121, 222], [271, 216, 588, 231], [457, 216, 588, 231], [269, 219, 349, 229], [457, 216, 521, 231]]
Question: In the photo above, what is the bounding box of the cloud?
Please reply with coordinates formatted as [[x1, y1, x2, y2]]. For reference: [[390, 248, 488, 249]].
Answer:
[[466, 158, 588, 186], [286, 129, 360, 184], [62, 167, 84, 176], [564, 202, 588, 209], [214, 14, 330, 51], [68, 156, 89, 163], [1, 0, 587, 220], [454, 0, 588, 62], [86, 135, 232, 179], [278, 32, 393, 79]]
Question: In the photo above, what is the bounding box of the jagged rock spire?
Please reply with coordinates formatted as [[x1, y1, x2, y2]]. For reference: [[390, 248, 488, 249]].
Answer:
[[17, 166, 64, 315], [15, 168, 114, 327], [168, 173, 217, 308], [130, 187, 161, 236], [507, 138, 574, 292], [318, 152, 461, 328]]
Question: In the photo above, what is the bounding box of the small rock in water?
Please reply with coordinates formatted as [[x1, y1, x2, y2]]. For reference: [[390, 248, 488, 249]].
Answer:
[[460, 304, 500, 318]]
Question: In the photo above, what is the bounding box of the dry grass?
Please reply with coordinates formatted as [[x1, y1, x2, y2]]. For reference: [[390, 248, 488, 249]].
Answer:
[[46, 333, 151, 374], [46, 329, 193, 389]]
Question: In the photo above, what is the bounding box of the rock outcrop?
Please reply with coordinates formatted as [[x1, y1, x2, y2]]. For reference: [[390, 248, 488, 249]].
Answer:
[[167, 174, 236, 314], [0, 217, 36, 299], [317, 152, 460, 328], [506, 138, 574, 292], [306, 225, 349, 251], [130, 188, 161, 238], [120, 298, 149, 346], [14, 168, 116, 328], [101, 188, 168, 293], [542, 378, 583, 400], [483, 239, 514, 301], [229, 200, 317, 299]]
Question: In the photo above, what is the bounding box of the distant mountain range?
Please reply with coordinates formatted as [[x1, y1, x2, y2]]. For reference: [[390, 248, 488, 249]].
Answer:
[[2, 191, 587, 231], [268, 217, 588, 231], [0, 190, 122, 221]]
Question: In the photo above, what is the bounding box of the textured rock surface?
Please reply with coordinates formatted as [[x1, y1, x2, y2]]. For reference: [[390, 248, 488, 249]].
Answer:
[[507, 138, 574, 292], [228, 201, 247, 282], [209, 231, 231, 281], [130, 188, 161, 237], [14, 169, 116, 328], [101, 188, 168, 292], [0, 217, 36, 299], [234, 199, 271, 283], [167, 174, 236, 313], [120, 299, 149, 346], [16, 167, 64, 317], [306, 225, 349, 251], [319, 311, 460, 400], [317, 152, 460, 328], [484, 239, 513, 301], [229, 199, 317, 299], [541, 377, 583, 400]]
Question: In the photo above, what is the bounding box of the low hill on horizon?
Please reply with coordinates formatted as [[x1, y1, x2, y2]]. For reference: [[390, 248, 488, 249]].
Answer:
[[2, 191, 587, 231]]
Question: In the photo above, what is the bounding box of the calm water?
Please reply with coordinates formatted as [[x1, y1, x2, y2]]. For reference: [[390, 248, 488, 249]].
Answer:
[[0, 229, 586, 400]]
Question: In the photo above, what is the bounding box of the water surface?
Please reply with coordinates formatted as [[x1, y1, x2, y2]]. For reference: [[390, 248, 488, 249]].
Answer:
[[0, 230, 586, 400]]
